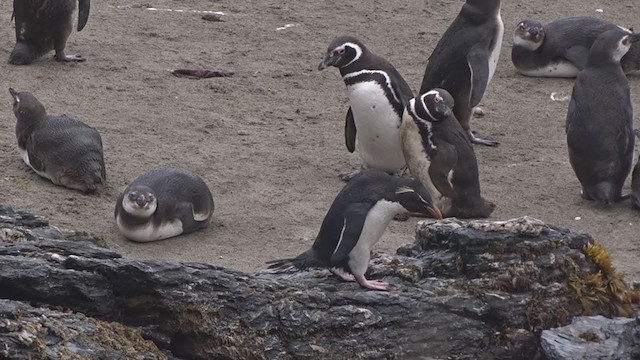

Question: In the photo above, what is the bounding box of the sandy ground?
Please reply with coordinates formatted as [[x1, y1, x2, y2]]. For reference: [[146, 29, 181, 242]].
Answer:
[[1, 0, 639, 282]]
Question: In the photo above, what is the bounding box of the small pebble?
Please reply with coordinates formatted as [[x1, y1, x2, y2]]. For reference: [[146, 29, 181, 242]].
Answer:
[[202, 14, 224, 22], [574, 217, 581, 221]]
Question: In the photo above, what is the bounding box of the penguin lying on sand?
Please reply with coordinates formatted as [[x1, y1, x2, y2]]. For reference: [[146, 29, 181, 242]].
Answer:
[[319, 35, 412, 181], [267, 169, 442, 291], [512, 17, 640, 77], [566, 29, 637, 205], [418, 0, 504, 146], [401, 88, 495, 218], [115, 169, 215, 242], [10, 0, 90, 65], [9, 88, 105, 192]]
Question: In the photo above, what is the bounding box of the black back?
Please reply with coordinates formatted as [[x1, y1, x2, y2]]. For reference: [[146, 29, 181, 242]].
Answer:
[[566, 29, 634, 203]]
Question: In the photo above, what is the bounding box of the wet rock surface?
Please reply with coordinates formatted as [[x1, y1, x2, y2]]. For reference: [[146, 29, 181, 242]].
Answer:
[[0, 205, 638, 359]]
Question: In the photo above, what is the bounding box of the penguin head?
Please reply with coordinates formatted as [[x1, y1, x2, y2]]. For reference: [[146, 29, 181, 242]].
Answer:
[[588, 28, 636, 67], [513, 20, 545, 51], [412, 89, 454, 123], [9, 88, 46, 121], [318, 35, 366, 70], [122, 185, 158, 218], [394, 183, 443, 220]]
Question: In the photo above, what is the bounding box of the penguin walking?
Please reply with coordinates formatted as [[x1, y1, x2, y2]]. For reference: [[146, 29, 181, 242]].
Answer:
[[512, 17, 640, 77], [115, 169, 215, 242], [418, 0, 503, 146], [402, 88, 495, 218], [631, 130, 640, 210], [9, 88, 105, 192], [10, 0, 90, 65], [267, 169, 442, 291], [566, 29, 637, 205], [318, 35, 413, 181]]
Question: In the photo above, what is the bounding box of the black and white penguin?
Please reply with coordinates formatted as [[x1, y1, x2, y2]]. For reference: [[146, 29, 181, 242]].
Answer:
[[10, 0, 90, 65], [418, 0, 504, 146], [402, 88, 495, 218], [631, 130, 640, 210], [9, 88, 105, 192], [566, 29, 637, 205], [267, 169, 442, 291], [512, 17, 640, 77], [318, 35, 413, 181], [114, 169, 215, 242]]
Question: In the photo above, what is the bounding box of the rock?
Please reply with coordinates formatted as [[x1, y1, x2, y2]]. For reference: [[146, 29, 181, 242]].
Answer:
[[0, 205, 638, 359], [541, 316, 640, 360]]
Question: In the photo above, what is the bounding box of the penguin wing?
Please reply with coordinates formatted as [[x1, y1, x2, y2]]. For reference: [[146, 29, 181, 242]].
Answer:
[[345, 107, 356, 153], [25, 137, 47, 174], [428, 142, 458, 199], [78, 0, 91, 31], [467, 44, 490, 108], [564, 46, 590, 70], [329, 202, 372, 263]]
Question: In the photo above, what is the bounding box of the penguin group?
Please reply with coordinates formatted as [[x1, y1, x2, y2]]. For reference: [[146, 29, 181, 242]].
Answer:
[[4, 0, 640, 292]]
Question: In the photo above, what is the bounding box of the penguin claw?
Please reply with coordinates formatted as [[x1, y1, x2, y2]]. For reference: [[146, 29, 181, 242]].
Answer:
[[355, 275, 390, 291]]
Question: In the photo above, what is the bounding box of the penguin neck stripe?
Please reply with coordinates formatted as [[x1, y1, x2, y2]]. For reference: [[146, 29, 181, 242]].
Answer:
[[341, 42, 362, 67], [421, 94, 436, 121], [344, 69, 400, 104]]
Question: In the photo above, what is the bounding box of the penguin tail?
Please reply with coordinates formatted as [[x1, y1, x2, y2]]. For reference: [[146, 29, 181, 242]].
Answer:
[[586, 183, 624, 206], [265, 249, 323, 272]]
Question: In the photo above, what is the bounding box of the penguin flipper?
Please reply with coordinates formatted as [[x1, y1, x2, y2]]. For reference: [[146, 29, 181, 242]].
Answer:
[[345, 107, 356, 153], [467, 44, 490, 108], [329, 203, 371, 263], [175, 202, 208, 234], [25, 138, 47, 175], [77, 0, 91, 31], [564, 46, 589, 70], [428, 143, 458, 199]]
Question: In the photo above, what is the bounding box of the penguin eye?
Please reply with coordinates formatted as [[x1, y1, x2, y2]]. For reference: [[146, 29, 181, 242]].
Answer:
[[518, 23, 525, 30], [337, 48, 346, 55]]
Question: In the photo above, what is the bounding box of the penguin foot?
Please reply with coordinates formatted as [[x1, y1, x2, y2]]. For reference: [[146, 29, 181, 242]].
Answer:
[[338, 170, 360, 182], [355, 275, 390, 291], [470, 131, 499, 146], [330, 268, 355, 282], [55, 54, 86, 63]]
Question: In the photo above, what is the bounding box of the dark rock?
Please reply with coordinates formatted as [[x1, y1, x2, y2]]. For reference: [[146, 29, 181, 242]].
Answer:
[[0, 205, 638, 359]]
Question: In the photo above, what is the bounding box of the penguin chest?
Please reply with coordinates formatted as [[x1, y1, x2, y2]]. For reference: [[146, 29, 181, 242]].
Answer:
[[487, 12, 505, 83], [17, 146, 53, 182], [346, 82, 405, 172], [517, 61, 580, 78], [116, 215, 184, 242]]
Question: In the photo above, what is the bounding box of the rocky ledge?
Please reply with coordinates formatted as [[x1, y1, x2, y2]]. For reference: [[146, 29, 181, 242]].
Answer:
[[0, 204, 638, 359]]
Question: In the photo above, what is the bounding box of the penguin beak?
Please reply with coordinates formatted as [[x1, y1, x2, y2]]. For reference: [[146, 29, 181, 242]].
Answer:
[[135, 195, 147, 207], [318, 54, 337, 70], [426, 205, 443, 220]]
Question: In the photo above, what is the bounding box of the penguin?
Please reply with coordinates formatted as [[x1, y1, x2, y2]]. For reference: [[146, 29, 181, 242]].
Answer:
[[10, 0, 90, 65], [114, 169, 215, 242], [631, 129, 640, 210], [9, 88, 105, 192], [267, 169, 442, 291], [566, 29, 637, 205], [401, 88, 495, 218], [512, 17, 640, 77], [318, 35, 413, 181], [418, 0, 504, 146]]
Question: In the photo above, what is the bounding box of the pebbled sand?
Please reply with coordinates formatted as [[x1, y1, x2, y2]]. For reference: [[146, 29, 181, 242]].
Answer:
[[1, 0, 639, 281]]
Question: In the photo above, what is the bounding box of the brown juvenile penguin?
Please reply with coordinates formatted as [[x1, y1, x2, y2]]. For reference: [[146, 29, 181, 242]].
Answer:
[[10, 0, 90, 65], [9, 88, 105, 192]]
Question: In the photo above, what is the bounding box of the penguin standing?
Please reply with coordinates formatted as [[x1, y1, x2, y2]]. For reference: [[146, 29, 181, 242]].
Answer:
[[566, 29, 637, 205], [10, 0, 90, 65], [9, 88, 105, 192], [418, 0, 503, 146], [512, 17, 640, 77], [267, 169, 442, 291], [402, 88, 495, 218], [631, 130, 640, 210], [115, 169, 215, 242], [318, 35, 413, 181]]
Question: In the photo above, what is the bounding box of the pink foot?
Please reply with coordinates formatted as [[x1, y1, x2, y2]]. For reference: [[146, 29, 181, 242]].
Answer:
[[355, 275, 390, 291], [331, 268, 355, 282]]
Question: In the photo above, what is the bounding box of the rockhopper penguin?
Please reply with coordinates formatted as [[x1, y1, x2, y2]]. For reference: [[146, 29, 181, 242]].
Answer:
[[267, 169, 442, 291]]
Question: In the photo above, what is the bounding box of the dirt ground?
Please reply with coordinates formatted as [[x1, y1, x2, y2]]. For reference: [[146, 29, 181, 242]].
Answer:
[[1, 0, 639, 282]]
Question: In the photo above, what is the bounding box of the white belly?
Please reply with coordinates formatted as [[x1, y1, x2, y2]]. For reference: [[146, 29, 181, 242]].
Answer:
[[487, 11, 504, 84], [347, 200, 406, 276], [347, 81, 406, 173], [518, 61, 580, 78], [116, 215, 184, 242], [18, 147, 53, 182]]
